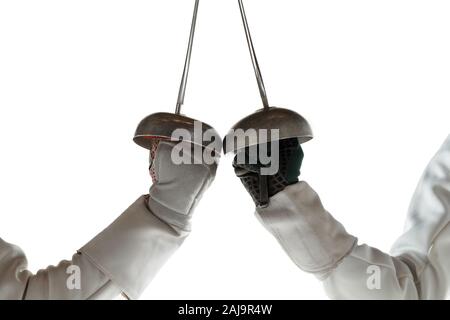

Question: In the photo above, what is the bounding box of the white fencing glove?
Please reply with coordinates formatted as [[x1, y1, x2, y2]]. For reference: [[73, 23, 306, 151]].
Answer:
[[147, 140, 218, 231]]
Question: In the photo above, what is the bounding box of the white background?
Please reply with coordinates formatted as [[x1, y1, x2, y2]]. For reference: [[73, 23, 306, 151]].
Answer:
[[0, 0, 449, 299]]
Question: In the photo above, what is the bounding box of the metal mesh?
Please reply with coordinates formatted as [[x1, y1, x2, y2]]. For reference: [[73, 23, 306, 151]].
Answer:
[[149, 139, 162, 184]]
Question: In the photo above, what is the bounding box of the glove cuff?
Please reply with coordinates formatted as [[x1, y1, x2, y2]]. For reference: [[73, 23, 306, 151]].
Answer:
[[147, 195, 192, 232]]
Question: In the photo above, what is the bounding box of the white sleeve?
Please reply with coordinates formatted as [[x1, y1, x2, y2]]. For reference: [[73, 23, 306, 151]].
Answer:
[[0, 238, 122, 300], [79, 195, 190, 300], [256, 135, 450, 299], [0, 195, 189, 300]]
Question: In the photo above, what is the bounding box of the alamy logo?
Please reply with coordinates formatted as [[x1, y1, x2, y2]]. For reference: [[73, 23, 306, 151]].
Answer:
[[171, 121, 280, 175], [66, 265, 81, 290], [366, 265, 381, 290]]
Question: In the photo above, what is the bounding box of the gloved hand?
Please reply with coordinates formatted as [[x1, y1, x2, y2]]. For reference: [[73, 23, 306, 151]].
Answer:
[[147, 139, 218, 231], [233, 138, 357, 284], [232, 138, 303, 207], [80, 139, 219, 299]]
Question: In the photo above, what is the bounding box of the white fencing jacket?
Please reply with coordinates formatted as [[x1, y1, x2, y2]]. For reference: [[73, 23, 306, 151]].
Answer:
[[257, 135, 450, 299]]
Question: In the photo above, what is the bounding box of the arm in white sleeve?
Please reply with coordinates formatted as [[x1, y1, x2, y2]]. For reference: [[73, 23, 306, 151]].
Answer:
[[0, 195, 191, 300], [79, 195, 191, 300], [0, 237, 122, 300], [256, 135, 450, 299], [0, 140, 217, 300]]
